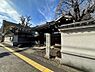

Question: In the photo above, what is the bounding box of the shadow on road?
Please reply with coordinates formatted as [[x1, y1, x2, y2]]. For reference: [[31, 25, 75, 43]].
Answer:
[[15, 48, 28, 52], [0, 43, 29, 54], [0, 52, 10, 58]]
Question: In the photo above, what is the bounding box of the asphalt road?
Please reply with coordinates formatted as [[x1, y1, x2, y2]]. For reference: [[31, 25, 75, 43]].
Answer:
[[0, 43, 82, 72], [0, 46, 39, 72]]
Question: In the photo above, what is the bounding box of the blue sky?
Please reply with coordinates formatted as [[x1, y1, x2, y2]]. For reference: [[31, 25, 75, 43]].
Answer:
[[0, 0, 59, 27]]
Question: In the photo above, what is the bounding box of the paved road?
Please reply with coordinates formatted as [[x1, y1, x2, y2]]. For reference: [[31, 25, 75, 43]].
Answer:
[[0, 46, 39, 72], [0, 43, 82, 72]]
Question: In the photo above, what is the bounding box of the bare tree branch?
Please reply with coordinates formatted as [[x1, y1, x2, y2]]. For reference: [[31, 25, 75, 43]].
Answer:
[[56, 0, 95, 22], [20, 16, 32, 27], [79, 0, 85, 5]]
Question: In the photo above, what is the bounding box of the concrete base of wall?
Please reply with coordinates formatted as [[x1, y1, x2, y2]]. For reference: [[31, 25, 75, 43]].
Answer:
[[61, 52, 95, 72]]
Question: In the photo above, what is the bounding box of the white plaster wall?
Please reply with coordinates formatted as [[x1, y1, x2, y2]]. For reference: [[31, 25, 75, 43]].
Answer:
[[61, 31, 95, 72], [4, 37, 13, 45]]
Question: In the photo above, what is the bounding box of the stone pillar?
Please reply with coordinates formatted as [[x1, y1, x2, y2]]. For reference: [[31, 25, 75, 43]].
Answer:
[[44, 33, 51, 59]]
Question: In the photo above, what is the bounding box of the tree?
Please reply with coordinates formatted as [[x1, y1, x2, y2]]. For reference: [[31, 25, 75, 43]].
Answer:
[[20, 16, 25, 26], [20, 15, 32, 27], [26, 16, 32, 26], [56, 0, 95, 22]]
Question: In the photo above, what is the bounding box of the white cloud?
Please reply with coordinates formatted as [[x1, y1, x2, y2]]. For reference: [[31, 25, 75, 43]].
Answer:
[[0, 15, 9, 27], [0, 0, 21, 27], [37, 0, 55, 22], [38, 7, 53, 22], [38, 9, 47, 21]]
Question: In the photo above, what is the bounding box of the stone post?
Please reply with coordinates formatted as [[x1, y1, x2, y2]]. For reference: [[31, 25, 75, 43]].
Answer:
[[44, 33, 51, 59]]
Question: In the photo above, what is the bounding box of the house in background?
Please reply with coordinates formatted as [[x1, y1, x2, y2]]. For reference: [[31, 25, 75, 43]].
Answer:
[[1, 20, 33, 47]]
